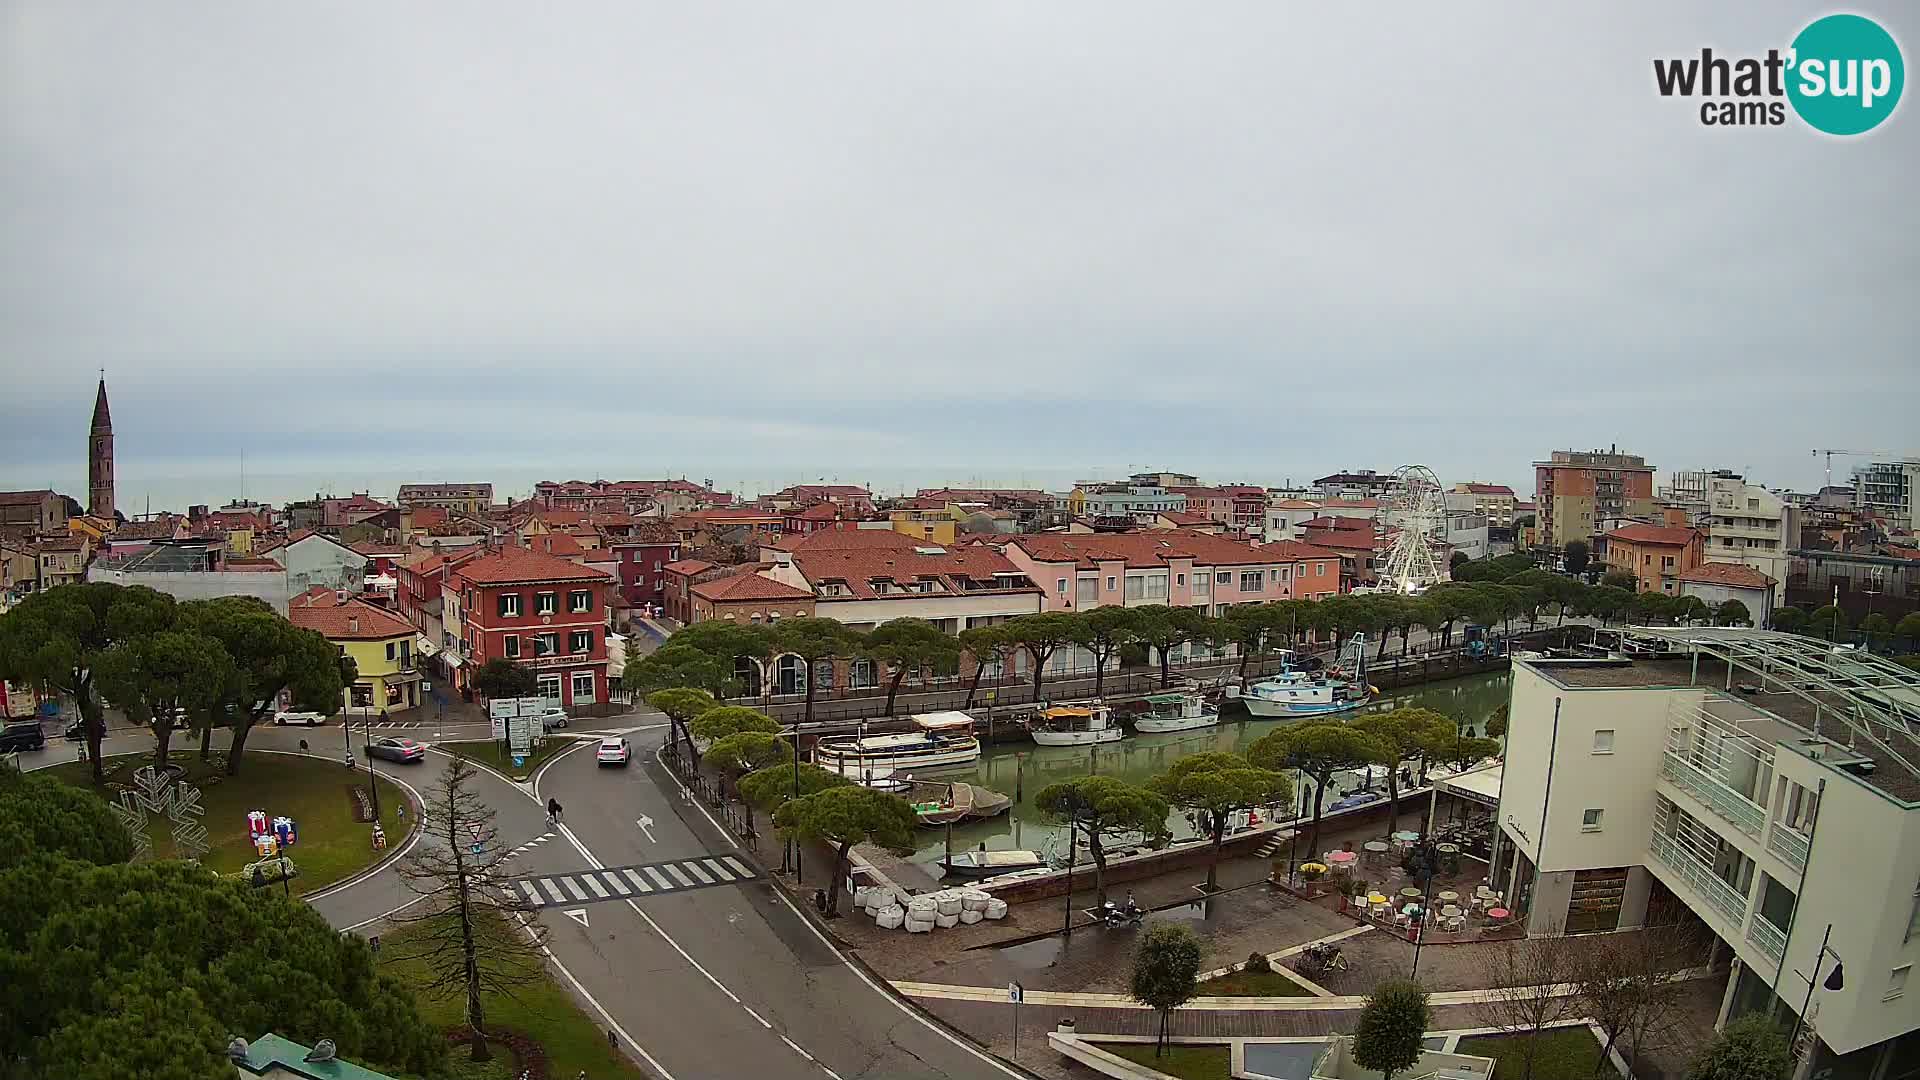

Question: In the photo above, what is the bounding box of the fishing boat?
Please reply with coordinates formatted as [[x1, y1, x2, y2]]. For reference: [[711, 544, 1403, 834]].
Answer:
[[911, 782, 1013, 828], [940, 848, 1046, 879], [1133, 690, 1220, 733], [1027, 700, 1124, 746], [1232, 638, 1377, 718], [814, 711, 981, 773]]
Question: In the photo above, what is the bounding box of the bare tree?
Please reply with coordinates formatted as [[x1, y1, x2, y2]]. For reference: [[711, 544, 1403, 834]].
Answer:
[[1469, 930, 1584, 1080], [390, 753, 551, 1062], [1574, 916, 1705, 1078]]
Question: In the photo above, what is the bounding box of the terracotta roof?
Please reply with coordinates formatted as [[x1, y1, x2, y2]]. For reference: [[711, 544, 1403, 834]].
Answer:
[[1605, 524, 1701, 547], [288, 587, 415, 640], [1676, 563, 1776, 588], [1003, 532, 1280, 570], [453, 546, 610, 585], [34, 536, 88, 553], [109, 518, 183, 541], [791, 547, 1038, 601], [0, 489, 57, 506], [1259, 541, 1346, 561], [406, 506, 450, 527], [794, 503, 847, 521], [221, 560, 286, 573], [768, 525, 919, 554], [686, 507, 783, 523], [349, 540, 408, 556], [692, 573, 814, 603], [1267, 499, 1323, 511], [781, 484, 870, 498], [663, 559, 717, 576], [524, 532, 587, 559], [1298, 529, 1382, 551], [1460, 484, 1517, 497], [1156, 511, 1215, 526], [1882, 545, 1920, 562], [1299, 516, 1372, 530]]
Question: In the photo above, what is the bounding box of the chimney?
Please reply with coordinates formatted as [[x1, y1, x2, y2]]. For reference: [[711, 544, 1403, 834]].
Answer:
[[335, 589, 348, 604], [347, 614, 360, 634]]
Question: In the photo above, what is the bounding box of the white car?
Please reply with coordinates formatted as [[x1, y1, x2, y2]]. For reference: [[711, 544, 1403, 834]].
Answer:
[[273, 710, 329, 726], [596, 737, 630, 767], [536, 706, 570, 731]]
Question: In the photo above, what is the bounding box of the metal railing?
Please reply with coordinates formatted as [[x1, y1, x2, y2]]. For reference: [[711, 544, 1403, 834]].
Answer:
[[1766, 824, 1810, 871], [1746, 916, 1787, 964], [1661, 752, 1766, 837], [1649, 831, 1749, 925]]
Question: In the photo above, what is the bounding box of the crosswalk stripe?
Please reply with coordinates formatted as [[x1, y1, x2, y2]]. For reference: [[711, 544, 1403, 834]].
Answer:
[[540, 879, 566, 904], [702, 858, 735, 881], [519, 881, 542, 904], [722, 856, 753, 878], [562, 877, 589, 900], [664, 864, 696, 887], [622, 869, 653, 893], [581, 874, 609, 898], [682, 861, 714, 884], [602, 871, 631, 895], [644, 866, 674, 890]]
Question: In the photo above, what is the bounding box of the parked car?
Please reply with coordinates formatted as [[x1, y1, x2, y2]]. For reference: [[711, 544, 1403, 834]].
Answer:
[[273, 710, 330, 727], [536, 706, 570, 731], [596, 737, 630, 767], [367, 737, 427, 763], [0, 721, 45, 753]]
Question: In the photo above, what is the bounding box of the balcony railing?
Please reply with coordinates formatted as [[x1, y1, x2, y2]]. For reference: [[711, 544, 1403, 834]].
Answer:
[[1649, 832, 1748, 924], [1767, 825, 1810, 871], [1747, 917, 1787, 964], [1661, 752, 1765, 837]]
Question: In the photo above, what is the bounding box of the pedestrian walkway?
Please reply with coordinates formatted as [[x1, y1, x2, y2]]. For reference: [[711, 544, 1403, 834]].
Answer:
[[512, 854, 759, 909]]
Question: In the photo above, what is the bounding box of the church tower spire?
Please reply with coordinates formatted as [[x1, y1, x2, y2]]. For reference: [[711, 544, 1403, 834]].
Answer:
[[89, 376, 114, 520]]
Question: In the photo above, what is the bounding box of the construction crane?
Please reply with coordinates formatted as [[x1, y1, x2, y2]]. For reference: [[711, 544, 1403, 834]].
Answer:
[[1811, 449, 1920, 488]]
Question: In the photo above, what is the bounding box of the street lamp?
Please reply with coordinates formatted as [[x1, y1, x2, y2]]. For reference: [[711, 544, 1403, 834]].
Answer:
[[1787, 923, 1845, 1056], [1409, 838, 1440, 979]]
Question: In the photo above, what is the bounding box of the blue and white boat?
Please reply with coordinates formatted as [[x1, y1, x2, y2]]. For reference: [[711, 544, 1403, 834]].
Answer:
[[1231, 638, 1376, 718]]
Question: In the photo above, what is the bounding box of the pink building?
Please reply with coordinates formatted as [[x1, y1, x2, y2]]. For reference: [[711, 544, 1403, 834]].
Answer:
[[991, 532, 1342, 616]]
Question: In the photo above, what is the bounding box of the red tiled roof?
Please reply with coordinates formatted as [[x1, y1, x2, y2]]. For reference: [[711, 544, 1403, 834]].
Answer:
[[791, 547, 1038, 601], [0, 489, 57, 506], [1299, 530, 1382, 552], [1882, 545, 1920, 562], [1267, 499, 1322, 511], [663, 559, 717, 576], [1299, 516, 1372, 530], [288, 587, 415, 640], [1676, 563, 1776, 588], [769, 525, 919, 554], [692, 573, 814, 603], [350, 540, 408, 556], [221, 560, 286, 573], [453, 546, 610, 585], [1259, 541, 1346, 561], [686, 507, 783, 523], [1157, 511, 1214, 526], [524, 532, 587, 559], [794, 503, 847, 521], [782, 484, 870, 498], [1605, 524, 1701, 547], [1003, 532, 1280, 570], [1461, 484, 1517, 497], [407, 506, 450, 527]]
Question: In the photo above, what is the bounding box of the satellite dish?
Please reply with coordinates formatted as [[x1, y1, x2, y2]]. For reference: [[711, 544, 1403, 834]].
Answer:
[[303, 1039, 337, 1063]]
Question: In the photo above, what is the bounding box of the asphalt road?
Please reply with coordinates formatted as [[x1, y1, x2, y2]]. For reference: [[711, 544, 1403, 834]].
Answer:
[[521, 726, 1021, 1080]]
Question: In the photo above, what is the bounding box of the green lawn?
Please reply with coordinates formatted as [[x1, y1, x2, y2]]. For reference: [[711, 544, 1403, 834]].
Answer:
[[1458, 1026, 1609, 1080], [1106, 1043, 1232, 1080], [439, 737, 582, 781], [42, 749, 414, 893], [1195, 967, 1316, 996], [377, 913, 646, 1080]]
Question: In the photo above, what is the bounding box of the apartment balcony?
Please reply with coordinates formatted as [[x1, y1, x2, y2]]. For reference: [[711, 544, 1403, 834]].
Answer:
[[1766, 824, 1810, 872], [1746, 915, 1787, 965], [1649, 831, 1748, 925], [1661, 751, 1766, 837]]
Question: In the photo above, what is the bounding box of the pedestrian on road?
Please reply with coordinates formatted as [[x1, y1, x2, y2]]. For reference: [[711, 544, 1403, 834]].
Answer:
[[547, 798, 563, 827]]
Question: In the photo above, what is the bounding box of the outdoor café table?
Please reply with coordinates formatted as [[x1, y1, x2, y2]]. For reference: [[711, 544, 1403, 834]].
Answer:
[[1399, 887, 1422, 900], [1391, 831, 1419, 845], [1327, 850, 1359, 868], [1437, 890, 1459, 903], [1486, 907, 1510, 920], [1363, 841, 1390, 862], [1440, 904, 1462, 918], [1436, 842, 1460, 855]]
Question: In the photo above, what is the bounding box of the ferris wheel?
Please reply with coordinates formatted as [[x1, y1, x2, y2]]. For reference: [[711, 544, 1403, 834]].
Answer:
[[1378, 465, 1450, 594]]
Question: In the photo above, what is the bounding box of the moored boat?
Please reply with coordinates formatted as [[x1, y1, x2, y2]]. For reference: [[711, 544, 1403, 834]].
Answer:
[[941, 848, 1046, 879], [1133, 690, 1220, 733], [912, 781, 1013, 827], [814, 711, 981, 773], [1027, 700, 1124, 746]]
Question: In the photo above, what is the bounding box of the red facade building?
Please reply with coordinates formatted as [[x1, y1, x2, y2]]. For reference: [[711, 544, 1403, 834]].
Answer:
[[450, 547, 614, 709], [605, 527, 682, 616]]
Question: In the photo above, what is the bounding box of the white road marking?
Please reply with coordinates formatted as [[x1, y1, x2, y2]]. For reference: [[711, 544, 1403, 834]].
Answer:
[[664, 863, 696, 887], [702, 858, 736, 881], [781, 1034, 813, 1060], [519, 881, 542, 904], [564, 908, 590, 928], [581, 874, 609, 899], [721, 856, 753, 878], [622, 869, 653, 893], [540, 879, 566, 904], [561, 877, 589, 901], [744, 1006, 772, 1028], [644, 866, 674, 890], [682, 861, 714, 885], [603, 871, 631, 896]]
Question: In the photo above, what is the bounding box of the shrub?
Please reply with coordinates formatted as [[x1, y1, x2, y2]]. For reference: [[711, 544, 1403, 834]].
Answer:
[[1244, 951, 1273, 974]]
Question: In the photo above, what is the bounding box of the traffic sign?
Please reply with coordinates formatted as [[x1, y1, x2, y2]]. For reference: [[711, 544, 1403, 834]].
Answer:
[[1008, 981, 1022, 1003]]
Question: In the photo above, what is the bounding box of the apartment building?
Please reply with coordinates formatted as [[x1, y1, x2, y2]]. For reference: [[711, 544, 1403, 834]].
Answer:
[[1450, 483, 1520, 527], [1705, 475, 1800, 607], [1603, 523, 1704, 594], [449, 547, 613, 708], [288, 587, 421, 713], [396, 482, 493, 514], [0, 489, 68, 538], [1492, 630, 1920, 1079], [1312, 471, 1396, 501], [1264, 498, 1325, 543], [993, 532, 1339, 614], [761, 539, 1042, 635], [1854, 461, 1920, 534], [1535, 448, 1658, 549], [1067, 485, 1188, 525]]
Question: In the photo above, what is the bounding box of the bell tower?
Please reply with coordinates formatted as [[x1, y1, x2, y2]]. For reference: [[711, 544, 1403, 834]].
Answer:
[[89, 376, 114, 520]]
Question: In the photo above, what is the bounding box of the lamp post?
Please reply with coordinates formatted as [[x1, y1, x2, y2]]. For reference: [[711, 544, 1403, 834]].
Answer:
[[1409, 838, 1440, 978], [1062, 807, 1078, 939], [363, 713, 381, 818], [1787, 923, 1845, 1059]]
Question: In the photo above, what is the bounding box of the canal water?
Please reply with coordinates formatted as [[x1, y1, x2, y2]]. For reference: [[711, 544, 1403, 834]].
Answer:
[[908, 669, 1511, 867]]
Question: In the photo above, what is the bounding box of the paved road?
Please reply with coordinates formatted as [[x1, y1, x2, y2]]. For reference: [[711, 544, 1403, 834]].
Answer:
[[520, 726, 1021, 1080]]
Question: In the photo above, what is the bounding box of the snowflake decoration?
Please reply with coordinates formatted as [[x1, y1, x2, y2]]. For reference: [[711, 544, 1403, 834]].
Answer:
[[110, 766, 210, 863]]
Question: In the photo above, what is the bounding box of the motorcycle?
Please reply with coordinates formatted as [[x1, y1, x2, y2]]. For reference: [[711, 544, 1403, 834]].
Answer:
[[1299, 942, 1349, 973], [1099, 895, 1145, 928]]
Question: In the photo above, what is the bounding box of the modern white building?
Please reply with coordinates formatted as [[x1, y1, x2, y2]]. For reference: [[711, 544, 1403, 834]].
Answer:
[[1705, 475, 1800, 607], [1854, 461, 1920, 534], [1492, 629, 1920, 1079]]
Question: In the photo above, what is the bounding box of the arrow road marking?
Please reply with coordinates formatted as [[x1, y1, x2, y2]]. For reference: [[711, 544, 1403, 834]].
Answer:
[[563, 908, 589, 927], [637, 815, 656, 843]]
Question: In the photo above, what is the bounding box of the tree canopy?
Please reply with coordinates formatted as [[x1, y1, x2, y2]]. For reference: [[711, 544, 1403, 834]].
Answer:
[[0, 765, 134, 871], [471, 656, 539, 700], [1072, 606, 1143, 695], [1250, 723, 1390, 855], [177, 596, 344, 774], [864, 617, 961, 716], [1130, 923, 1203, 1055], [772, 785, 916, 914], [1354, 708, 1456, 833], [94, 627, 236, 770], [1149, 751, 1291, 891], [1563, 540, 1591, 576], [705, 730, 791, 777], [1686, 1014, 1791, 1080], [1352, 978, 1432, 1080], [689, 705, 781, 743], [737, 761, 854, 810], [1001, 611, 1082, 698], [1035, 775, 1169, 904]]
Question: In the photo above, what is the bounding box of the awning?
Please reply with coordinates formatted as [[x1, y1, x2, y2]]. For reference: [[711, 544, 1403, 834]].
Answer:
[[1438, 764, 1503, 808], [416, 634, 439, 657]]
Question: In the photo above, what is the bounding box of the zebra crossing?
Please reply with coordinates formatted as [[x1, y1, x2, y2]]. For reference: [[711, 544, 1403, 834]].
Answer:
[[512, 854, 759, 910]]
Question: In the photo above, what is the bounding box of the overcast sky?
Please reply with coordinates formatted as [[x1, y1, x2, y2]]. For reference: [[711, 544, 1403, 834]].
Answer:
[[3, 3, 1913, 510]]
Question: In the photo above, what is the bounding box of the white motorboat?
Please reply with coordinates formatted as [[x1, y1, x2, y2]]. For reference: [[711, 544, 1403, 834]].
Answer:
[[1238, 669, 1375, 718], [814, 711, 981, 772], [1028, 700, 1124, 746], [1133, 690, 1220, 733], [941, 848, 1046, 879]]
